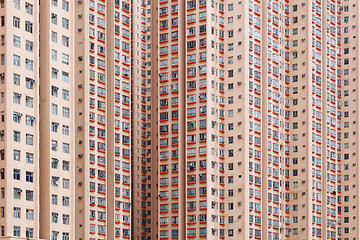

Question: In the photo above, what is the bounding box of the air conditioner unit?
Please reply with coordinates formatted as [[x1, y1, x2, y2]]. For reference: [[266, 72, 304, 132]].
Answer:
[[78, 98, 83, 102], [78, 0, 82, 3], [302, 180, 306, 183], [238, 229, 242, 232], [78, 196, 82, 199], [78, 126, 82, 130], [237, 81, 242, 85], [238, 122, 242, 125], [79, 168, 83, 172], [238, 162, 242, 165], [78, 84, 83, 88], [302, 192, 306, 195], [79, 182, 83, 186], [78, 56, 83, 61], [237, 135, 242, 138], [238, 188, 242, 192], [78, 14, 82, 18], [238, 202, 242, 206], [302, 204, 306, 207], [78, 28, 82, 32], [237, 15, 241, 18], [301, 50, 305, 53], [238, 41, 242, 45], [302, 74, 306, 77], [238, 215, 242, 219], [238, 108, 242, 112], [238, 95, 242, 98], [79, 140, 83, 144], [78, 154, 83, 158], [0, 73, 4, 77], [238, 68, 242, 71], [238, 28, 242, 31], [237, 55, 242, 59], [301, 14, 305, 18]]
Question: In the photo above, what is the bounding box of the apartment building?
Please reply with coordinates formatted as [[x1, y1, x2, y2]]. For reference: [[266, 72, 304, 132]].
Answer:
[[0, 0, 358, 240], [150, 0, 360, 240]]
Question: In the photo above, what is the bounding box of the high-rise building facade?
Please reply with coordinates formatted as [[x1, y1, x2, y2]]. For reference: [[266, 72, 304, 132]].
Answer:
[[0, 0, 359, 240]]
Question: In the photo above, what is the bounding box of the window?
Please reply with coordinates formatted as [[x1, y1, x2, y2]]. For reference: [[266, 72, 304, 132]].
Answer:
[[13, 131, 20, 142], [62, 107, 70, 118], [26, 40, 33, 52], [26, 171, 33, 182], [26, 96, 33, 108], [25, 21, 33, 33], [62, 125, 69, 135], [62, 89, 69, 100], [26, 190, 33, 201], [51, 31, 57, 42], [25, 78, 34, 89], [13, 150, 20, 161], [51, 104, 58, 115], [62, 18, 69, 29], [62, 0, 69, 11], [13, 55, 20, 66], [62, 161, 69, 171], [52, 213, 58, 223], [51, 194, 58, 205], [62, 178, 69, 189], [13, 0, 20, 9], [13, 112, 21, 123], [62, 71, 69, 82], [51, 141, 58, 151], [13, 17, 20, 28], [13, 226, 20, 237], [51, 13, 57, 24], [26, 134, 33, 145], [62, 143, 69, 153], [62, 214, 69, 225], [25, 58, 33, 70], [62, 54, 69, 65], [51, 0, 58, 6], [52, 231, 59, 240], [13, 35, 20, 48], [26, 209, 33, 220], [13, 169, 20, 180], [25, 2, 33, 14], [62, 196, 69, 206], [13, 188, 21, 199], [26, 153, 33, 164]]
